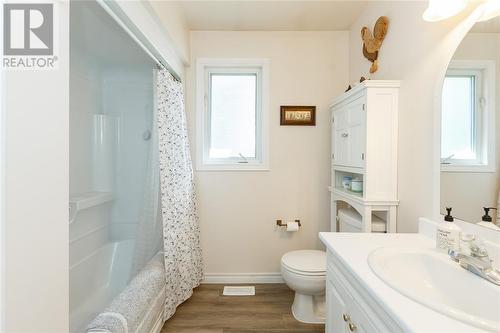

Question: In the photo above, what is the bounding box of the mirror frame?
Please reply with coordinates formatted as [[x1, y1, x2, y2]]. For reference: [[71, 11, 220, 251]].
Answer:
[[432, 6, 498, 223]]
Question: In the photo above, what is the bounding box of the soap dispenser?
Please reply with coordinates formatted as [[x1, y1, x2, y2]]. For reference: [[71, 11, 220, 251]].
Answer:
[[482, 207, 498, 222], [436, 207, 461, 252]]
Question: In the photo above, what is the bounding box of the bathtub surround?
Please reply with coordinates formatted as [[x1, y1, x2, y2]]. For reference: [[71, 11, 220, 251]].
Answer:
[[69, 2, 181, 331], [131, 70, 163, 277], [157, 69, 204, 319], [82, 68, 202, 333]]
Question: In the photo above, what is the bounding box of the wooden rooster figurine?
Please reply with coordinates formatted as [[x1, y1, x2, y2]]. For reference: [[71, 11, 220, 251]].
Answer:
[[361, 16, 389, 73]]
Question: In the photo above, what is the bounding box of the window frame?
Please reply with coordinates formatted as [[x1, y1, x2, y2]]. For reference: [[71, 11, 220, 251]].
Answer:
[[441, 60, 496, 173], [196, 58, 269, 171]]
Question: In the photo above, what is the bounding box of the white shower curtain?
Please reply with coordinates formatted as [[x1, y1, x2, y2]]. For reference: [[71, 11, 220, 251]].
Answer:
[[156, 69, 203, 320]]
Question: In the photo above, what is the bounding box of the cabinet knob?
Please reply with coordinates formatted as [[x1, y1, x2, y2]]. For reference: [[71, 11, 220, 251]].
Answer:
[[342, 313, 350, 322], [341, 133, 349, 138], [348, 322, 357, 332]]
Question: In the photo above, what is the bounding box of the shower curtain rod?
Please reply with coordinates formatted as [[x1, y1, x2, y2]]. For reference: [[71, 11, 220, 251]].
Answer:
[[96, 0, 182, 82]]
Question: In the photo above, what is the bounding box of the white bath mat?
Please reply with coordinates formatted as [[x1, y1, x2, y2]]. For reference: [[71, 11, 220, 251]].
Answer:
[[222, 286, 255, 296]]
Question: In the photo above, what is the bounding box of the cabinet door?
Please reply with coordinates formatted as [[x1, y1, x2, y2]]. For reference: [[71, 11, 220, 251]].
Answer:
[[326, 279, 348, 333], [348, 301, 378, 333], [333, 109, 349, 166], [332, 98, 365, 168], [346, 98, 366, 168], [334, 128, 349, 166]]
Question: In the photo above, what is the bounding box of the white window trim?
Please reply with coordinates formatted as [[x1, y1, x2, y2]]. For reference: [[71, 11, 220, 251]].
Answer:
[[441, 60, 496, 173], [196, 58, 269, 171]]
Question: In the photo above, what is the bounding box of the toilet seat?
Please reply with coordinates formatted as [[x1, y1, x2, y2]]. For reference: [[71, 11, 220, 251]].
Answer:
[[281, 250, 326, 276]]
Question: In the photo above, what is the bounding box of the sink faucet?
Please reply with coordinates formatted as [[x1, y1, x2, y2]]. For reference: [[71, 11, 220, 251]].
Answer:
[[448, 236, 500, 286]]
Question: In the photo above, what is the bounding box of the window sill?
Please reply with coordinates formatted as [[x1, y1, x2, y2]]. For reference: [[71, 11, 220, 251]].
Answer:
[[441, 164, 496, 173], [196, 161, 269, 171]]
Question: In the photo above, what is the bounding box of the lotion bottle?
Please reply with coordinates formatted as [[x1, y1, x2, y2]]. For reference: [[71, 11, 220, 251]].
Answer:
[[436, 207, 461, 252]]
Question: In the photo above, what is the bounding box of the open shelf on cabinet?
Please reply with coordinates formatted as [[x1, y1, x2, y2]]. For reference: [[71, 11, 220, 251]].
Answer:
[[331, 186, 363, 199]]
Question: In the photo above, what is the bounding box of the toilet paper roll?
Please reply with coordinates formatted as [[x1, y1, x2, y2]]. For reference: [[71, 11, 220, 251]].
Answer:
[[286, 221, 299, 232]]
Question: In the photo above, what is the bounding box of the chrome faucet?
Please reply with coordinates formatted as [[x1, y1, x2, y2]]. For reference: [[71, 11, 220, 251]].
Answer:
[[448, 235, 500, 286]]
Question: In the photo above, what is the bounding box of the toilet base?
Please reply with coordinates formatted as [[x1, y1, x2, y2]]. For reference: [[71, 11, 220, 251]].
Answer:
[[291, 292, 325, 324]]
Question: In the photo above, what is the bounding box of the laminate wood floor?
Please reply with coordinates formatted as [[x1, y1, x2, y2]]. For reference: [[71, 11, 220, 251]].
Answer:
[[161, 284, 325, 333]]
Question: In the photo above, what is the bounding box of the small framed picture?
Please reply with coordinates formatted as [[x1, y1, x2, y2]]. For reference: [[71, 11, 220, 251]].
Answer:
[[280, 106, 316, 126]]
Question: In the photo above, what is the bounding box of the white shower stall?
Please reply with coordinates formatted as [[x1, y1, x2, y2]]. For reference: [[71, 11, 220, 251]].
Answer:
[[69, 1, 162, 332]]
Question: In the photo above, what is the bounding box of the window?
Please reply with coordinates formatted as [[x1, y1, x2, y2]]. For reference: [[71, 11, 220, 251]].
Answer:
[[441, 61, 496, 172], [196, 59, 269, 170]]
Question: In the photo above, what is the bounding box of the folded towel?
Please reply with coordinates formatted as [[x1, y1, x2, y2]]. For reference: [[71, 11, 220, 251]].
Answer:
[[86, 312, 128, 333]]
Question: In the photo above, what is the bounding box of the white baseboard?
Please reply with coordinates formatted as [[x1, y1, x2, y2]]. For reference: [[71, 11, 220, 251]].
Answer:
[[202, 273, 284, 284]]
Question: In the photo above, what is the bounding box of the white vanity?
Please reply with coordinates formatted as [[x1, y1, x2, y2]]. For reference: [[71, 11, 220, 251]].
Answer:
[[320, 218, 500, 333]]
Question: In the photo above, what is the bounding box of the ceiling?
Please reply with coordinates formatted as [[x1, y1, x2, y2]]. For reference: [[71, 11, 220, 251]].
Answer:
[[175, 1, 368, 31]]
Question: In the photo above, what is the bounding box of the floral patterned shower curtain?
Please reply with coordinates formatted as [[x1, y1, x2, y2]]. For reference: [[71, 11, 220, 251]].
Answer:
[[156, 69, 203, 320]]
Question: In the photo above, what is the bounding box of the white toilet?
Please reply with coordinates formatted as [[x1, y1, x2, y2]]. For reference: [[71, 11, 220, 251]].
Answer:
[[281, 250, 326, 324]]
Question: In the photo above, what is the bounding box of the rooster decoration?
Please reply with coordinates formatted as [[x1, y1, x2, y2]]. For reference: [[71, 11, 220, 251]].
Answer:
[[361, 16, 389, 74]]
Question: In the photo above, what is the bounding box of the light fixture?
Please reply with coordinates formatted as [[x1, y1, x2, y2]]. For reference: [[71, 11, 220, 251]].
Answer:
[[423, 0, 468, 22], [477, 0, 500, 22]]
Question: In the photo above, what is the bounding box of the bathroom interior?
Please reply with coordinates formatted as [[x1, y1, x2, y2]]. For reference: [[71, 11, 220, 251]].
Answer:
[[2, 0, 500, 332]]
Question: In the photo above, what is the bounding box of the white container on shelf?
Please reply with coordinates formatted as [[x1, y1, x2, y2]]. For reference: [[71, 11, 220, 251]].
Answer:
[[342, 176, 352, 190], [350, 179, 363, 193]]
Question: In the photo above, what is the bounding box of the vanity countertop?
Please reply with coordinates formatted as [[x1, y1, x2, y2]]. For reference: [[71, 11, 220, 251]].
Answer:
[[319, 232, 490, 333]]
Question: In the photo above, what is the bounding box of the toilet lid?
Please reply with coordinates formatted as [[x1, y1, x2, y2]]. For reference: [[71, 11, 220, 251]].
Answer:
[[281, 250, 326, 273]]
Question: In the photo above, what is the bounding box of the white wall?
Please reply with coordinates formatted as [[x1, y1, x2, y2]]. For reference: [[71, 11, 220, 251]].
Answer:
[[187, 31, 349, 275], [111, 0, 187, 79], [348, 1, 478, 232], [2, 2, 69, 331], [441, 33, 500, 223]]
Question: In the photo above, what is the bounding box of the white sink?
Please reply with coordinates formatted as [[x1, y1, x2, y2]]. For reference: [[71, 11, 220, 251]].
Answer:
[[368, 247, 500, 332]]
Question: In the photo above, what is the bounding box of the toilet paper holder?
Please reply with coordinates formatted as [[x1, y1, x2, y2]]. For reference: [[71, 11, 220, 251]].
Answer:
[[276, 219, 301, 227]]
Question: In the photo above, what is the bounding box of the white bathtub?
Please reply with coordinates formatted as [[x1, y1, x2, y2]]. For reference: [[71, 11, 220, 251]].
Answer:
[[70, 240, 134, 333]]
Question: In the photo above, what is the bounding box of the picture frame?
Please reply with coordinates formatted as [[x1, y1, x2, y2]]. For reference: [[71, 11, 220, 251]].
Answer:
[[280, 106, 316, 126]]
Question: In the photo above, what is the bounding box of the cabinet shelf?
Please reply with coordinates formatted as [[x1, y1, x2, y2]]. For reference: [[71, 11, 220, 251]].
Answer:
[[332, 165, 364, 175], [330, 187, 365, 207]]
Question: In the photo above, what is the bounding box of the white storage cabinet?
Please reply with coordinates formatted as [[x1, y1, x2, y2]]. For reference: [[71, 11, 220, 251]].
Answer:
[[329, 80, 400, 232]]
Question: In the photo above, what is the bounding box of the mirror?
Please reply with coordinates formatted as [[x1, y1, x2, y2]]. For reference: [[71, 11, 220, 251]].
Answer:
[[440, 16, 500, 230]]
